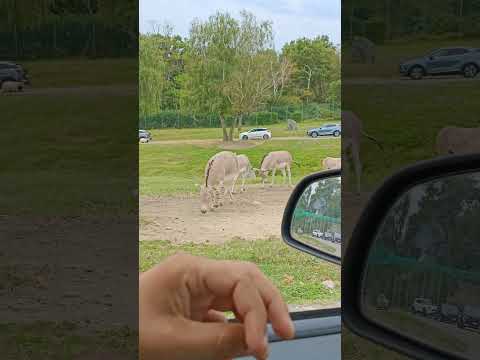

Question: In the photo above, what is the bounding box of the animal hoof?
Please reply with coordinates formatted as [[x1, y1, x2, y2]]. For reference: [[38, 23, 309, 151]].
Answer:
[[213, 204, 219, 208]]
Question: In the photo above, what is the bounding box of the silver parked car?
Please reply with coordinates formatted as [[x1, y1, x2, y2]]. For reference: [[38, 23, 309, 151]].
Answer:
[[307, 124, 341, 138], [399, 47, 480, 79]]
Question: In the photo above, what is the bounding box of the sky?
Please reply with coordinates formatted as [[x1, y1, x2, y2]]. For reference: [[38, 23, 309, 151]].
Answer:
[[139, 0, 341, 50]]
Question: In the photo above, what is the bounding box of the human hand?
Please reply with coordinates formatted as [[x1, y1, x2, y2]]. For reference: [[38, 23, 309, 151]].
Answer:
[[139, 253, 295, 360]]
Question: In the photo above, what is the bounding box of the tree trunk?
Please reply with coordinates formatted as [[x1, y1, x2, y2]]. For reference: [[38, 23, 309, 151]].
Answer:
[[228, 117, 238, 142], [236, 114, 243, 134], [219, 115, 229, 142]]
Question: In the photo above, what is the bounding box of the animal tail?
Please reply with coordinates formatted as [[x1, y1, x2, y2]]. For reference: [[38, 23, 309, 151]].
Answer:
[[362, 131, 384, 151]]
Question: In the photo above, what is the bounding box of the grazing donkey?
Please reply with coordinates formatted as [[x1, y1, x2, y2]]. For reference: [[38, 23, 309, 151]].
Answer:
[[436, 126, 480, 156], [231, 154, 255, 193], [200, 151, 240, 213], [342, 110, 383, 194], [322, 157, 341, 170], [255, 151, 293, 187]]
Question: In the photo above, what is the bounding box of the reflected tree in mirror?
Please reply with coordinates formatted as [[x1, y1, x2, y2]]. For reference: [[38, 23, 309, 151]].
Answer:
[[291, 176, 341, 258], [361, 171, 480, 360]]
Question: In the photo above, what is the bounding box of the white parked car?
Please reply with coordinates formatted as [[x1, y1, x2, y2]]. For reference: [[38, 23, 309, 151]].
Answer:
[[239, 128, 272, 140], [411, 298, 438, 316]]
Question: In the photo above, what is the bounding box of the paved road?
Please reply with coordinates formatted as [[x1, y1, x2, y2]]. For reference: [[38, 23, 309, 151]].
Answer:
[[344, 75, 480, 85]]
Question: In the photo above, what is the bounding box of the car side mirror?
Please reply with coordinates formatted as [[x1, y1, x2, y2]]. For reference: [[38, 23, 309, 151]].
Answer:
[[281, 170, 341, 265], [343, 154, 480, 360]]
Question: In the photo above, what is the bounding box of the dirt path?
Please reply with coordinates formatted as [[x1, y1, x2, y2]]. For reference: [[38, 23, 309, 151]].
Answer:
[[140, 185, 294, 243], [4, 85, 136, 97], [344, 76, 480, 85], [147, 136, 337, 146]]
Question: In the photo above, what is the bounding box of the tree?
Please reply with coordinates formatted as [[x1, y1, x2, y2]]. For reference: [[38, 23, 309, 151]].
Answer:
[[140, 25, 186, 120], [282, 36, 340, 103], [180, 10, 276, 141]]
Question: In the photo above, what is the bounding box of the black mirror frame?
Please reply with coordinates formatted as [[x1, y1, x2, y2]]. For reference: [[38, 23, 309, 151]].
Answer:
[[343, 154, 480, 360], [281, 169, 341, 266]]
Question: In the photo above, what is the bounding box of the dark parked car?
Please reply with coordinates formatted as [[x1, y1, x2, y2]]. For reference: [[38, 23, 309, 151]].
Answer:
[[457, 305, 480, 329], [0, 61, 30, 86], [438, 303, 459, 323], [307, 124, 341, 138], [399, 47, 480, 79], [139, 129, 152, 143]]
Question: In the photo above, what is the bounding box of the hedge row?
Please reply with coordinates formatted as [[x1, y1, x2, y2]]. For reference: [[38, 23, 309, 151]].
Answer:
[[139, 103, 340, 129]]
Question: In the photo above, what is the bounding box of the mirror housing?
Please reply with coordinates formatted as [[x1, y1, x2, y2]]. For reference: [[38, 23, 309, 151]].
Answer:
[[281, 169, 341, 265], [343, 154, 480, 360]]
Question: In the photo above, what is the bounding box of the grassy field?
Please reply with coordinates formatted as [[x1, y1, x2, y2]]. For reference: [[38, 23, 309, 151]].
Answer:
[[139, 138, 340, 195], [21, 58, 136, 87], [146, 118, 339, 141], [0, 322, 136, 359], [140, 238, 340, 306], [343, 81, 480, 192], [344, 38, 480, 78], [1, 94, 136, 215]]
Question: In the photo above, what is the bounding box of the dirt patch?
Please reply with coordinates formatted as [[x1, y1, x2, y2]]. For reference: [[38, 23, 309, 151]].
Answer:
[[140, 184, 294, 244]]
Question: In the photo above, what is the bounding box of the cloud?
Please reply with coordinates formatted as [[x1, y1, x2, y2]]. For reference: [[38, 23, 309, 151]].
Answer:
[[139, 0, 340, 49]]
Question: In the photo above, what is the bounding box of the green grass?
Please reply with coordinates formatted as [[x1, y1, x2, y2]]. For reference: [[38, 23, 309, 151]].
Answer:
[[342, 326, 410, 360], [0, 322, 136, 359], [147, 118, 339, 141], [22, 58, 136, 87], [1, 94, 137, 215], [344, 38, 480, 78], [343, 81, 480, 192], [139, 138, 340, 195], [140, 238, 341, 306]]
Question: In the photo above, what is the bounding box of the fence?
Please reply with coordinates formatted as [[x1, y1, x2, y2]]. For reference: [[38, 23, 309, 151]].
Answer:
[[0, 18, 135, 60], [139, 102, 340, 129]]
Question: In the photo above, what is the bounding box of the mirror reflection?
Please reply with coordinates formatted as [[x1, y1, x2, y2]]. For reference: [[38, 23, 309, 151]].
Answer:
[[291, 176, 341, 258], [361, 171, 480, 359]]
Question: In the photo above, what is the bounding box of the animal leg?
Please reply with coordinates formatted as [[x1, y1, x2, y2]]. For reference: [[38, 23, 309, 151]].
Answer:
[[287, 166, 293, 187], [231, 174, 240, 194], [219, 182, 225, 206], [208, 188, 217, 210], [352, 143, 362, 195], [241, 176, 246, 192], [270, 168, 276, 187], [281, 168, 286, 185]]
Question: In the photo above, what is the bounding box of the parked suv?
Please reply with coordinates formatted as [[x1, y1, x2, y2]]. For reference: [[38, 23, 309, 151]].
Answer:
[[307, 124, 341, 138], [376, 294, 390, 310], [438, 303, 459, 323], [239, 128, 271, 140], [0, 61, 30, 86], [457, 305, 480, 329], [411, 298, 438, 316], [139, 129, 152, 143], [399, 47, 480, 79]]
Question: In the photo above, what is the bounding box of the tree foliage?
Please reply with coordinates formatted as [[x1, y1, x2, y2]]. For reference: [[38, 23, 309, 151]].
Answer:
[[139, 10, 340, 139]]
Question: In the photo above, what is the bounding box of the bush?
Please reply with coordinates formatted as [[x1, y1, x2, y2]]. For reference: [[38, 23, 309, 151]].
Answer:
[[139, 102, 340, 129]]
